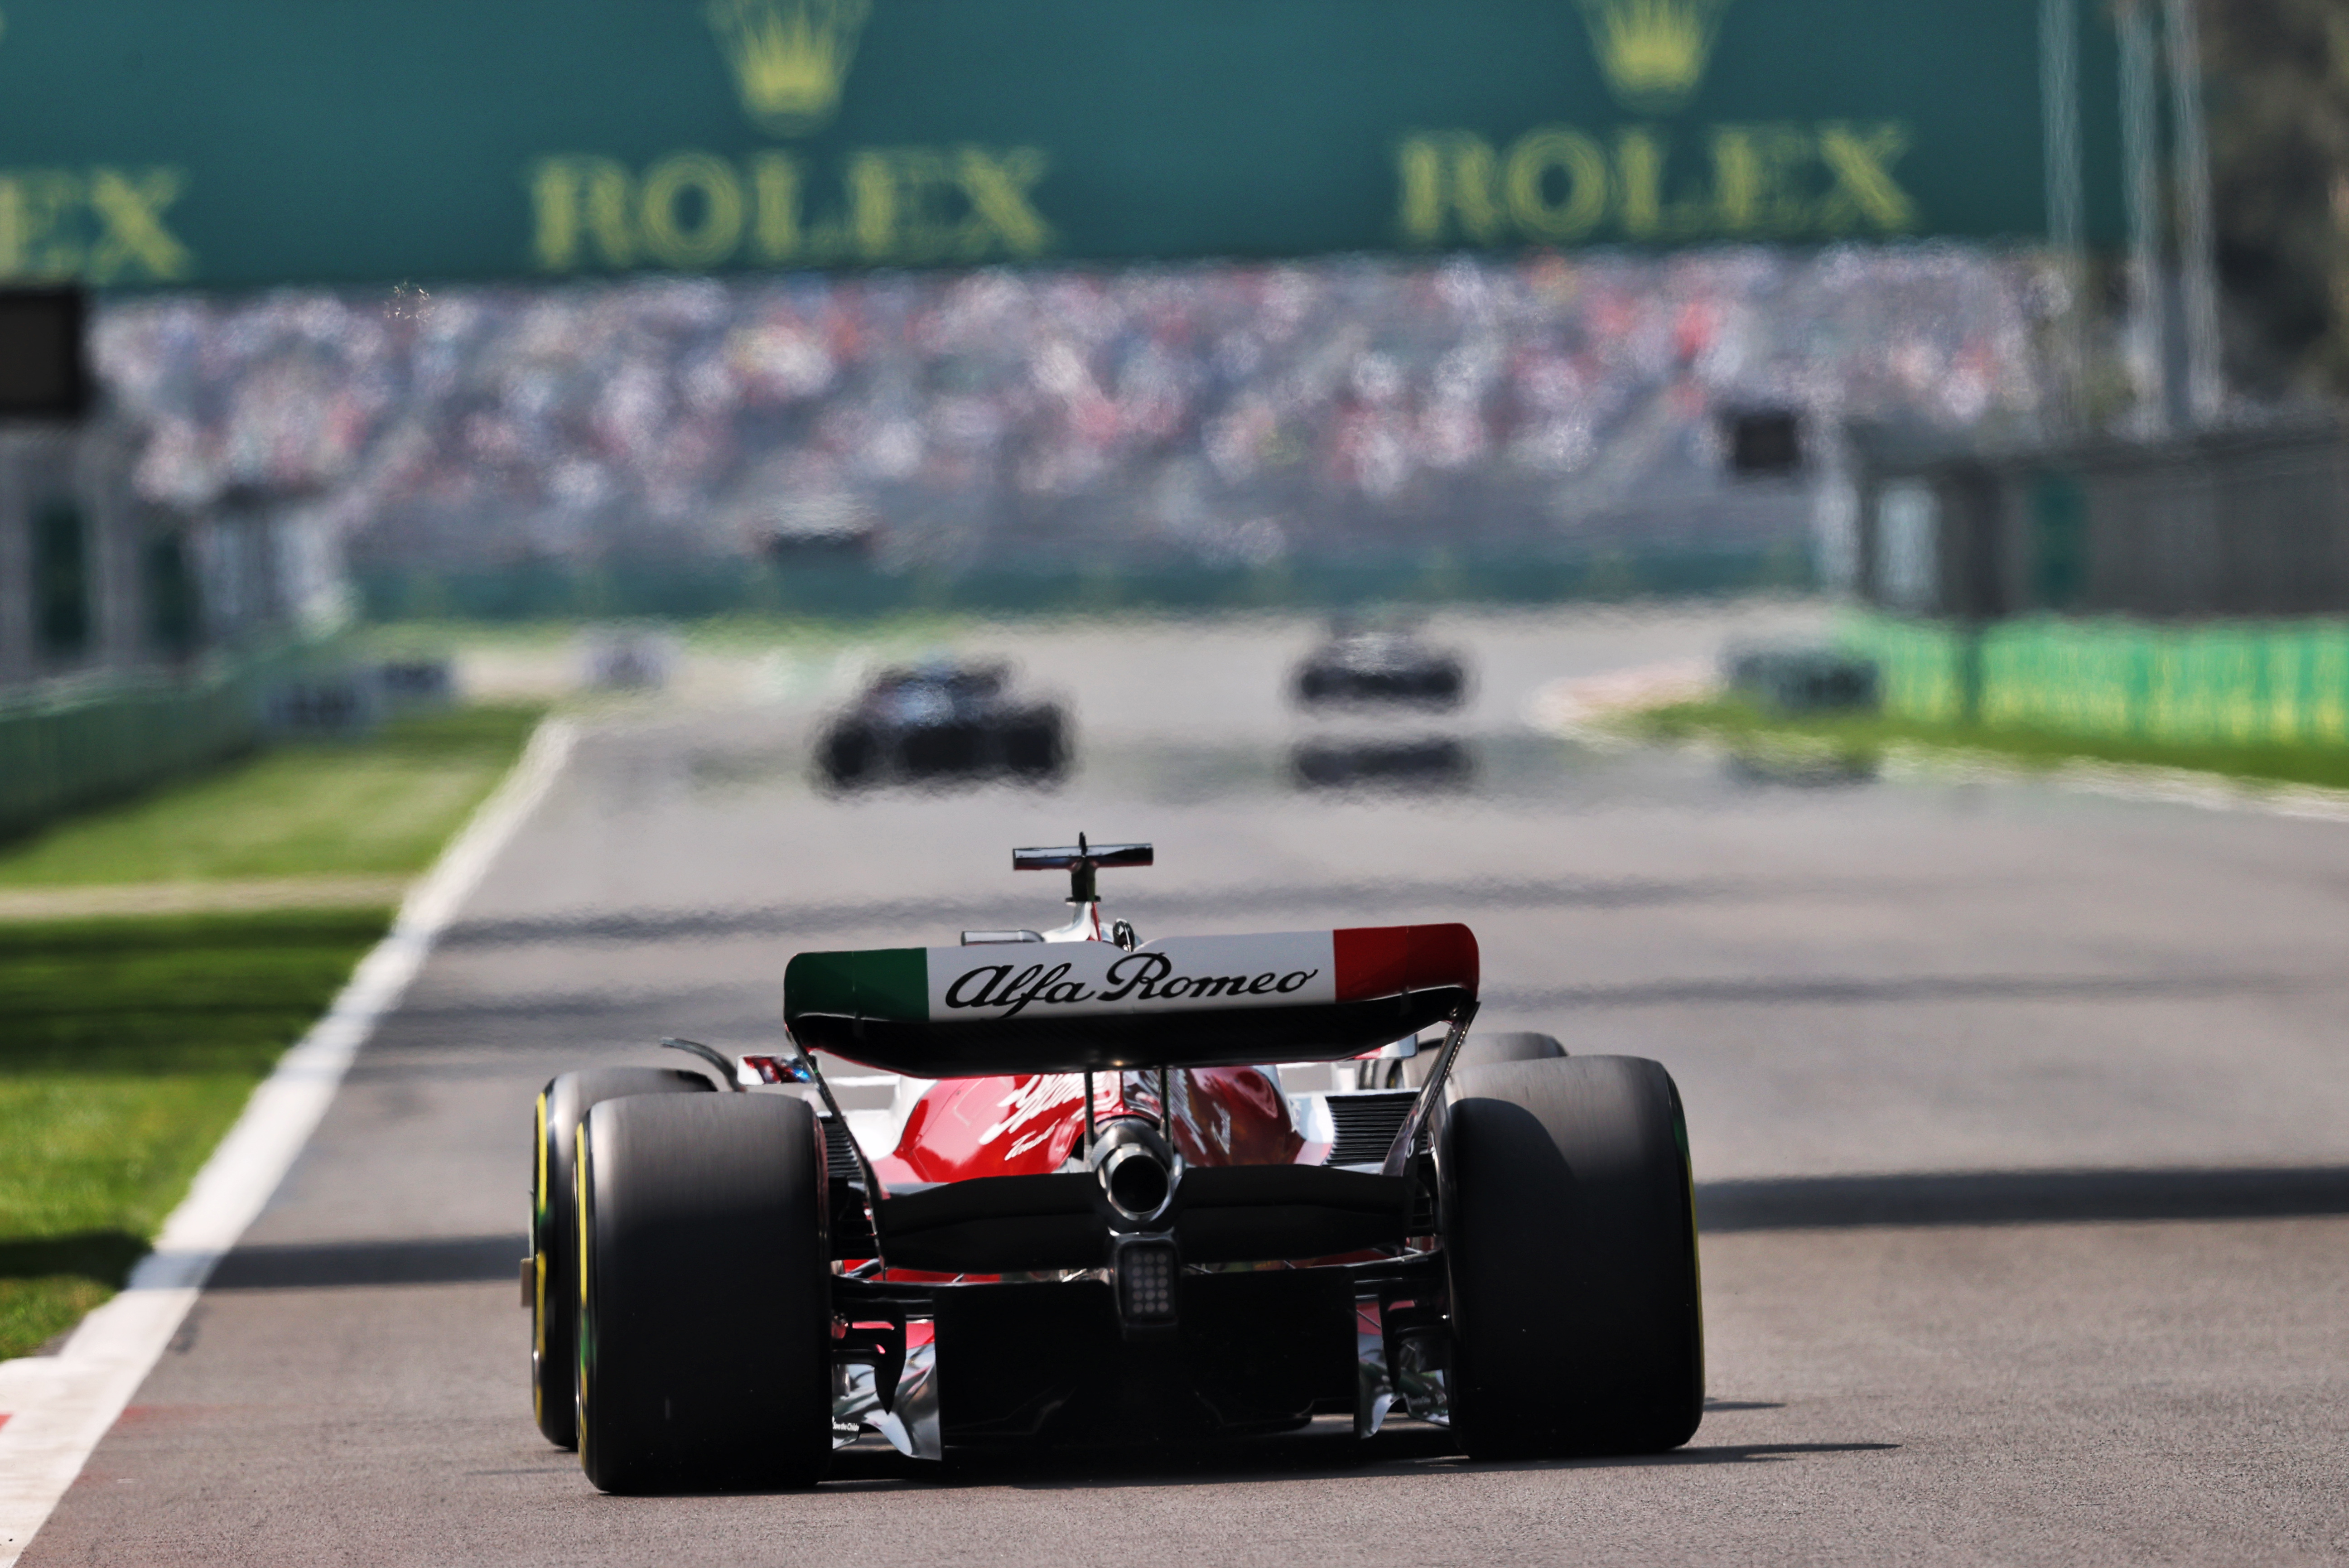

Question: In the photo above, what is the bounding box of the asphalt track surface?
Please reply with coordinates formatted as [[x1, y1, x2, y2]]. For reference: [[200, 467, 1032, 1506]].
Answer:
[[22, 606, 2349, 1566]]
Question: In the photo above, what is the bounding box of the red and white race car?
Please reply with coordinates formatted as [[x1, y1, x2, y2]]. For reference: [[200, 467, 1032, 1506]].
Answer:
[[527, 838, 1703, 1491]]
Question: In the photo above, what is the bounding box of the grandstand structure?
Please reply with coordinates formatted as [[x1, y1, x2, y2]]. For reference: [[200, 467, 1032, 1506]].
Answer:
[[79, 248, 2051, 615], [0, 419, 336, 698]]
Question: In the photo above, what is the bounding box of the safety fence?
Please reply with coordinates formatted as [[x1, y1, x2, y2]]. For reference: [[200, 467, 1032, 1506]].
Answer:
[[1848, 420, 2349, 622], [1839, 613, 2349, 748], [0, 658, 272, 840]]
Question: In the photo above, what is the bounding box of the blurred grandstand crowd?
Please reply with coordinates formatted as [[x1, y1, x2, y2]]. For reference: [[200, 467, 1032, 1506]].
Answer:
[[94, 247, 2053, 577]]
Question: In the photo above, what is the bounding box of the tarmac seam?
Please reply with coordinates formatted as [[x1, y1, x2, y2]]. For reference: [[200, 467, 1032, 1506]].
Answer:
[[0, 717, 577, 1568]]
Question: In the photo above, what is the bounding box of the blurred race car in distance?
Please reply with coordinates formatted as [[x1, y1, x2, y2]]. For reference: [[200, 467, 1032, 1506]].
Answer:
[[1292, 618, 1468, 709], [526, 835, 1704, 1492], [817, 659, 1068, 788]]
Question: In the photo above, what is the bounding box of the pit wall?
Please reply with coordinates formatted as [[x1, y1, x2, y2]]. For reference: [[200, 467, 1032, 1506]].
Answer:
[[1838, 612, 2349, 748]]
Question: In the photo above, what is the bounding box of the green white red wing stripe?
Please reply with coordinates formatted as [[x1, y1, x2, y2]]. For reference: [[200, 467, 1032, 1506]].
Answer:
[[785, 923, 1477, 1027]]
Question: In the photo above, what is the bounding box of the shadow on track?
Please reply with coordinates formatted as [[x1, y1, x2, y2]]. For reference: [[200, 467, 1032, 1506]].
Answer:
[[205, 1233, 528, 1289], [1699, 1165, 2349, 1231], [815, 1423, 1897, 1493], [186, 1161, 2349, 1295], [436, 874, 1730, 951], [0, 1230, 150, 1291]]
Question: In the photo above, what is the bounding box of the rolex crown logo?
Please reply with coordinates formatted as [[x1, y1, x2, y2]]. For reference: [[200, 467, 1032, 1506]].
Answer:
[[707, 0, 873, 136], [1574, 0, 1734, 114]]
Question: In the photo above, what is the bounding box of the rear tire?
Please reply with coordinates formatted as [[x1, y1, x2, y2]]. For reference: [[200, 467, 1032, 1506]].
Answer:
[[819, 724, 879, 787], [1418, 661, 1467, 708], [1440, 1054, 1703, 1458], [1002, 706, 1067, 780], [531, 1067, 712, 1448], [1400, 1028, 1564, 1089], [576, 1093, 833, 1493]]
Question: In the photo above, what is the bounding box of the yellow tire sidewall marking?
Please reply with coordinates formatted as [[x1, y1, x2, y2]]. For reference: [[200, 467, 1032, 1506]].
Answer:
[[531, 1091, 550, 1423], [574, 1119, 593, 1452]]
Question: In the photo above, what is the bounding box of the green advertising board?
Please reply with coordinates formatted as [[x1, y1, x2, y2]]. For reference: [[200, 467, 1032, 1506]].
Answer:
[[0, 0, 2123, 289]]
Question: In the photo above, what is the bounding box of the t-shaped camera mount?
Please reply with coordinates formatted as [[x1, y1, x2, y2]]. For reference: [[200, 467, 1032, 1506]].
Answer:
[[1013, 833, 1153, 905]]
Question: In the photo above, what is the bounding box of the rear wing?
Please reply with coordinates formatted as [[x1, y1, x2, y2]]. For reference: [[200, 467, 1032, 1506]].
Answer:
[[784, 924, 1477, 1077]]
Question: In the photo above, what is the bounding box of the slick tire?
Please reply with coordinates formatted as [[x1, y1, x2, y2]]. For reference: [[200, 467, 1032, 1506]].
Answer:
[[1399, 1028, 1564, 1090], [1418, 662, 1467, 709], [1003, 707, 1067, 780], [531, 1067, 713, 1448], [819, 724, 879, 788], [1441, 1054, 1703, 1458], [575, 1092, 832, 1494]]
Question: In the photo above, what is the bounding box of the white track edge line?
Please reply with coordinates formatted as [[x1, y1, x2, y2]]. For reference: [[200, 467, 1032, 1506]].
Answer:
[[0, 715, 578, 1568]]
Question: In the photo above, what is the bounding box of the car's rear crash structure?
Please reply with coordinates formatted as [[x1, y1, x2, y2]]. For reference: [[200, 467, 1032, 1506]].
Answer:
[[527, 838, 1703, 1491]]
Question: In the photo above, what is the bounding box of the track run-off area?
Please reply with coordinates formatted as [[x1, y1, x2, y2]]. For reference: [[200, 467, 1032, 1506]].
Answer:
[[10, 605, 2348, 1566]]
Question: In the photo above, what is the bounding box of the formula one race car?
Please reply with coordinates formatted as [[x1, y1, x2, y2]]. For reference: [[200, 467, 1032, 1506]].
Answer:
[[526, 838, 1702, 1491], [1292, 619, 1468, 709], [816, 660, 1068, 789]]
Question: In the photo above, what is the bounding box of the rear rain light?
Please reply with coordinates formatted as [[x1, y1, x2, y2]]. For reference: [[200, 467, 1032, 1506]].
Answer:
[[1114, 1239, 1178, 1326]]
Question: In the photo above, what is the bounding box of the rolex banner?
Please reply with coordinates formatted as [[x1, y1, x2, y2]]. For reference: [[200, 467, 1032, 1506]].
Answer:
[[0, 0, 2122, 289]]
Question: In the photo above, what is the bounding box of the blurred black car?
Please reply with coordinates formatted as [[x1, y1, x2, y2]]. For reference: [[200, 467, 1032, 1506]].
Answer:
[[1292, 621, 1467, 709], [817, 660, 1069, 788]]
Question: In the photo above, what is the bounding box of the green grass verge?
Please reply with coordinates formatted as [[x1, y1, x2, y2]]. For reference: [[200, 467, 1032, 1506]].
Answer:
[[0, 703, 542, 1358], [0, 704, 543, 888], [0, 909, 391, 1359], [1626, 697, 2349, 791]]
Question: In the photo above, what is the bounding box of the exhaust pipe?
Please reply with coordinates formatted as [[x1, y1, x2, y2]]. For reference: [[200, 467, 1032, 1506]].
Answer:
[[1089, 1117, 1178, 1226]]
